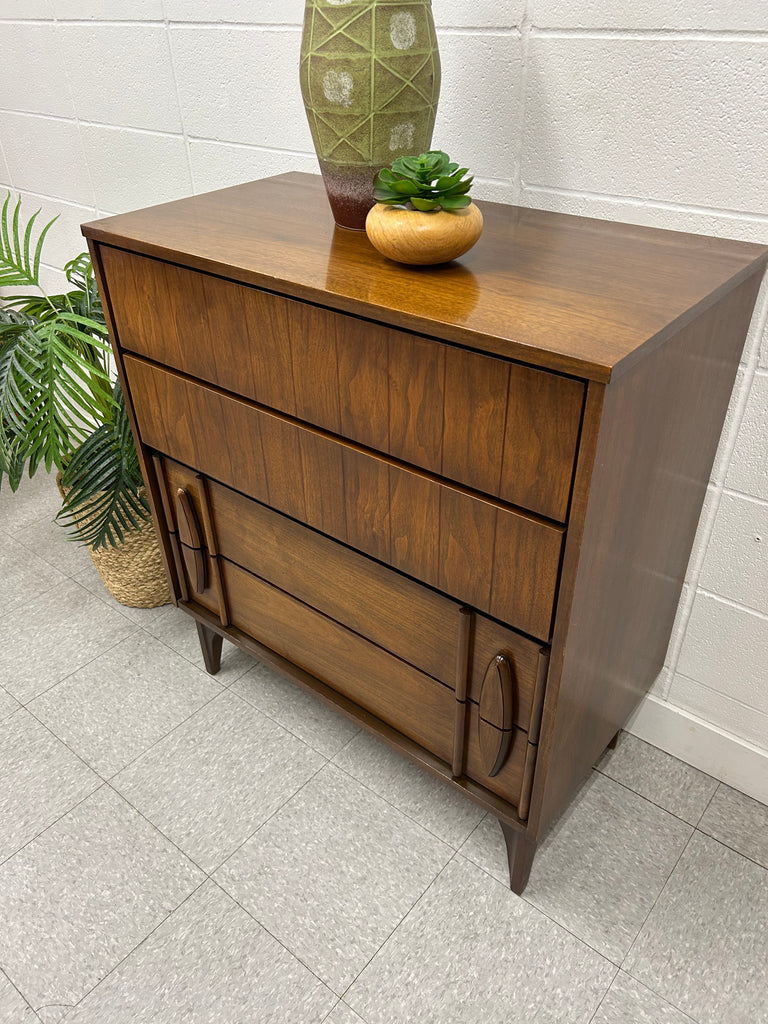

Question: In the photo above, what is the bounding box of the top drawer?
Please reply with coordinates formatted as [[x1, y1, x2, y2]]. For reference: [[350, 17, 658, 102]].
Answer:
[[100, 246, 585, 522]]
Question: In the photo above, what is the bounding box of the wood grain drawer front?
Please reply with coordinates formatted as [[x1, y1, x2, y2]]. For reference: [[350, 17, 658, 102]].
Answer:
[[127, 357, 564, 640], [102, 246, 584, 522], [157, 458, 545, 732], [221, 559, 456, 762]]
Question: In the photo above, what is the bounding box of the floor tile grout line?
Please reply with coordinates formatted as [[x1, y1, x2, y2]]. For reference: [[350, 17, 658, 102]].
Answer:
[[590, 765, 711, 829], [48, 877, 210, 1019], [228, 671, 359, 761], [102, 777, 216, 879], [100, 683, 230, 785], [585, 965, 620, 1024], [209, 756, 331, 877], [692, 826, 768, 874], [329, 754, 474, 853], [338, 850, 463, 1005], [0, 966, 39, 1021], [7, 589, 143, 708], [0, 777, 106, 870], [620, 827, 697, 984], [693, 780, 721, 829], [206, 874, 339, 998], [457, 846, 623, 967]]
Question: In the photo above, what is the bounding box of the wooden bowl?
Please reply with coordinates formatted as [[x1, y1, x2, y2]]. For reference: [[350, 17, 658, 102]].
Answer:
[[365, 202, 483, 265]]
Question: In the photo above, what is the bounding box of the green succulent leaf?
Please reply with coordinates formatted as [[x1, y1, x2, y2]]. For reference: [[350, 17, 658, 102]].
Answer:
[[374, 151, 474, 212], [410, 197, 440, 211], [436, 195, 472, 210]]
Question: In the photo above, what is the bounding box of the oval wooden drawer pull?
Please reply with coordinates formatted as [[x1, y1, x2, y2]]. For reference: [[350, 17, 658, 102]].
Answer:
[[478, 653, 515, 777], [175, 487, 208, 594]]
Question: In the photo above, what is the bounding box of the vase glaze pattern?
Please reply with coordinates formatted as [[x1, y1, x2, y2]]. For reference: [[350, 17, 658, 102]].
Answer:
[[300, 0, 441, 230]]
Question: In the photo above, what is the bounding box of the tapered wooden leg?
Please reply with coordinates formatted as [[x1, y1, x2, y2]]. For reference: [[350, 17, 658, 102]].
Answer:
[[607, 730, 620, 750], [196, 621, 223, 675], [499, 821, 537, 894]]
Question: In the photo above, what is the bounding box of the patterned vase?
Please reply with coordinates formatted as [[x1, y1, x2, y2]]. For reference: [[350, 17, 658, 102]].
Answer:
[[300, 0, 441, 230]]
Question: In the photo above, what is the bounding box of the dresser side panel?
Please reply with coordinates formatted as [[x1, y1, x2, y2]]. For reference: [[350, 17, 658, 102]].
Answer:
[[530, 269, 765, 835]]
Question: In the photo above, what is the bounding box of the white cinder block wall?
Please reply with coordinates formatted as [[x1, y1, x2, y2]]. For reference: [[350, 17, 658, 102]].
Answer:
[[1, 0, 766, 798]]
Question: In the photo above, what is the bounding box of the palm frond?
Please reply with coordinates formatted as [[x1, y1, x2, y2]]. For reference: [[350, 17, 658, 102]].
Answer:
[[0, 310, 115, 475], [58, 383, 149, 549], [0, 191, 58, 291]]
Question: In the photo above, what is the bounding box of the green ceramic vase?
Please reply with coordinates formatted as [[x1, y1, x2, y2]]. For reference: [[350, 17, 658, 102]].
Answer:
[[300, 0, 441, 230]]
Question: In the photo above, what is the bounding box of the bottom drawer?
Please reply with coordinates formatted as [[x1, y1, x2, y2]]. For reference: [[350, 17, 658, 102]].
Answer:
[[221, 559, 457, 763]]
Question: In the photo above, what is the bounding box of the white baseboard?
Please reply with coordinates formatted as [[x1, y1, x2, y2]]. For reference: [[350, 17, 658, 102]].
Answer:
[[625, 695, 768, 805]]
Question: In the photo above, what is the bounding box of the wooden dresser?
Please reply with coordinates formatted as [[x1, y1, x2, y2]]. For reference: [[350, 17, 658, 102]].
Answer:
[[83, 174, 767, 892]]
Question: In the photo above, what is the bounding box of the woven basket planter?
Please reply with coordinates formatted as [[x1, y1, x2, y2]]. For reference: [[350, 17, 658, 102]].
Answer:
[[56, 474, 171, 608]]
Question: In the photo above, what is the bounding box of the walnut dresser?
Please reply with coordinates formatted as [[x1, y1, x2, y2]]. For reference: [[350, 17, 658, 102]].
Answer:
[[83, 174, 767, 893]]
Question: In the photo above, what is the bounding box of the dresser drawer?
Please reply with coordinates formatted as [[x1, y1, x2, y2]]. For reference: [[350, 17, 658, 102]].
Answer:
[[103, 246, 584, 522], [157, 456, 548, 733], [221, 560, 457, 762], [127, 357, 564, 640]]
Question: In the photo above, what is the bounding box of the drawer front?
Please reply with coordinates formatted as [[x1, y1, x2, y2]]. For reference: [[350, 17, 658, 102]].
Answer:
[[151, 459, 220, 616], [159, 456, 546, 733], [102, 246, 584, 522], [221, 560, 457, 763], [465, 704, 528, 807], [127, 357, 564, 640]]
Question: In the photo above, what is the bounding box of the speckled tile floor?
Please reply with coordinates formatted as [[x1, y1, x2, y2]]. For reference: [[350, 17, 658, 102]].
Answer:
[[2, 472, 767, 1024]]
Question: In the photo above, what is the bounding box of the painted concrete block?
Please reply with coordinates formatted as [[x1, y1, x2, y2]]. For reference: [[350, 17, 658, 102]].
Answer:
[[434, 1, 525, 28], [80, 124, 191, 213], [189, 139, 318, 196], [52, 0, 163, 17], [726, 371, 768, 501], [0, 113, 94, 206], [520, 186, 768, 246], [523, 38, 768, 214], [432, 32, 522, 182], [58, 24, 182, 133], [0, 145, 10, 189], [165, 0, 304, 23], [531, 0, 768, 31], [0, 23, 74, 118], [710, 368, 746, 489], [0, 1, 53, 18], [170, 26, 312, 151], [676, 591, 768, 714], [8, 193, 97, 271], [36, 262, 69, 295], [663, 582, 693, 673], [469, 177, 518, 205], [699, 493, 768, 616], [683, 486, 720, 587], [668, 672, 768, 749]]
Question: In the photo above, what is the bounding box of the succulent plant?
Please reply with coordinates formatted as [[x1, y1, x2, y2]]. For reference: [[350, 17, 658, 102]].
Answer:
[[373, 150, 473, 212]]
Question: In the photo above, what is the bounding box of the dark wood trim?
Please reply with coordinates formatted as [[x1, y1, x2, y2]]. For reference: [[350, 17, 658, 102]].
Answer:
[[500, 820, 537, 895], [196, 473, 230, 627], [195, 620, 223, 675], [452, 607, 472, 777]]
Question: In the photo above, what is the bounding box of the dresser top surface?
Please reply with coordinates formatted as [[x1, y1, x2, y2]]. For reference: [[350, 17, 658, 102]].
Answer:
[[83, 172, 767, 382]]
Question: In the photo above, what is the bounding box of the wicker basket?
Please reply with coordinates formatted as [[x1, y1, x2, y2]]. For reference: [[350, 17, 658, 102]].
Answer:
[[57, 474, 171, 608]]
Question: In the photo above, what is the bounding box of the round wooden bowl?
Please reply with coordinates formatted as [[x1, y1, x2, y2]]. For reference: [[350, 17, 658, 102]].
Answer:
[[365, 202, 483, 265]]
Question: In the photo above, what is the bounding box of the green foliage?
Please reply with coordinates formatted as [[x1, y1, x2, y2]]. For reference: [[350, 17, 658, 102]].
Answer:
[[58, 382, 150, 549], [0, 191, 150, 549], [373, 151, 474, 212]]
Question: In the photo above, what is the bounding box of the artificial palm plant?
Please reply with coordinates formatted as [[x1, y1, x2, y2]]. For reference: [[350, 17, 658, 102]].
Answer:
[[0, 191, 151, 549]]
